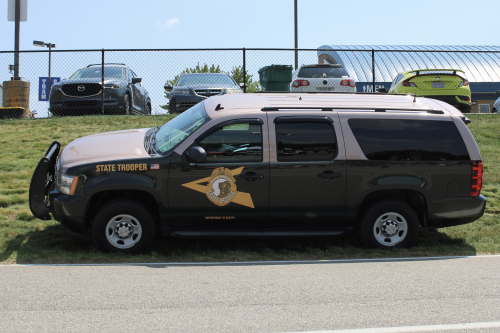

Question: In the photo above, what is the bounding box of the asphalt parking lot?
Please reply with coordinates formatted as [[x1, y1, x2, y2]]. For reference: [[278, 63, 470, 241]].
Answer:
[[1, 255, 499, 332]]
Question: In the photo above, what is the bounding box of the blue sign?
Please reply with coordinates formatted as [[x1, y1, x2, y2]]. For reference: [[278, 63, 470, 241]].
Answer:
[[39, 77, 61, 101]]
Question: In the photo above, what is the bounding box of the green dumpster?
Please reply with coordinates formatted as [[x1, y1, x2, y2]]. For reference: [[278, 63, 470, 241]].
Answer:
[[258, 65, 293, 91]]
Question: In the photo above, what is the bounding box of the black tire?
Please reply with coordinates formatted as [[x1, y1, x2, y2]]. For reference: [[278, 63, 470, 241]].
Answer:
[[123, 94, 131, 115], [92, 199, 155, 253], [492, 108, 498, 114], [359, 199, 419, 250], [169, 104, 177, 114], [146, 103, 151, 115]]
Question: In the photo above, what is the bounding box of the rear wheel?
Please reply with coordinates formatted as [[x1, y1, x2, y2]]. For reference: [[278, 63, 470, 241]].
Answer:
[[145, 103, 151, 115], [359, 200, 419, 249], [92, 199, 155, 253]]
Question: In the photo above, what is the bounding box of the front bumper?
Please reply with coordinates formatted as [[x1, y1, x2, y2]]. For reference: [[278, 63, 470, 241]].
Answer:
[[169, 95, 206, 112], [50, 88, 126, 116], [49, 190, 88, 235]]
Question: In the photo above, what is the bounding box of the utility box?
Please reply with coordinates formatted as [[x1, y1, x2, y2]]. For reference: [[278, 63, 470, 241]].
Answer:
[[258, 65, 293, 91], [478, 104, 490, 113]]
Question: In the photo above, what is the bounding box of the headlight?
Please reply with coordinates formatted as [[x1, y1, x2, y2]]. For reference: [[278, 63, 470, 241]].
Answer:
[[104, 83, 123, 89], [56, 172, 78, 195], [171, 89, 190, 95]]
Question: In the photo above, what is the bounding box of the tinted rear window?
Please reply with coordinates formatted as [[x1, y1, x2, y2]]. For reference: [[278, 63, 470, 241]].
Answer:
[[348, 119, 470, 161], [297, 67, 348, 78], [276, 122, 337, 162]]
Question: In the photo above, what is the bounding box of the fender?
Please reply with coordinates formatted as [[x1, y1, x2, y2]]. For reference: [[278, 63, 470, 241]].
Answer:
[[84, 173, 157, 199]]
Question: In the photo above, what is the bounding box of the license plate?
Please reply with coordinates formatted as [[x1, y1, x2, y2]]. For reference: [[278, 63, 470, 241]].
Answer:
[[432, 82, 445, 88], [317, 87, 334, 91]]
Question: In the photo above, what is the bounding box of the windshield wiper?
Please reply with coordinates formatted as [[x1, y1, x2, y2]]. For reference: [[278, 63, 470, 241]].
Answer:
[[145, 126, 162, 155]]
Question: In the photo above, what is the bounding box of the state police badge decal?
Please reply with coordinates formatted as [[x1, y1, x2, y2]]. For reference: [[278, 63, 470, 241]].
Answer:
[[206, 167, 237, 206]]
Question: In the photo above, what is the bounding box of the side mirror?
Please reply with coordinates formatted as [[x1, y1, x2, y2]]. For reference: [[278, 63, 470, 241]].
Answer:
[[185, 146, 207, 164], [495, 90, 500, 97], [132, 77, 142, 84], [164, 84, 173, 91], [378, 87, 388, 93], [239, 82, 246, 88]]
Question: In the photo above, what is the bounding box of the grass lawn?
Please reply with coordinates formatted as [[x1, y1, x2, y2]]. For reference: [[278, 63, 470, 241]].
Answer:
[[1, 114, 499, 264]]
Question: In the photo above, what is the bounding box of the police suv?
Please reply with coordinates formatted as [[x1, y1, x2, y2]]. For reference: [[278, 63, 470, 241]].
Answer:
[[29, 92, 486, 253]]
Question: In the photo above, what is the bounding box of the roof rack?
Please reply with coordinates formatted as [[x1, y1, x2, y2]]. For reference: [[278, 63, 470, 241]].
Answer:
[[261, 106, 444, 114], [254, 91, 418, 98], [87, 63, 126, 67]]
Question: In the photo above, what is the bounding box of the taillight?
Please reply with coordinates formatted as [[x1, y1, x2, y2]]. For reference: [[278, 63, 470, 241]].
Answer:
[[341, 79, 356, 87], [292, 80, 310, 87], [470, 160, 483, 196], [402, 79, 417, 87], [459, 80, 469, 87]]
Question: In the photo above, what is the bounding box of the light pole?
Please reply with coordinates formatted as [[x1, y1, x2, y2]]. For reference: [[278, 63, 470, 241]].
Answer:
[[33, 40, 56, 91], [294, 0, 298, 70]]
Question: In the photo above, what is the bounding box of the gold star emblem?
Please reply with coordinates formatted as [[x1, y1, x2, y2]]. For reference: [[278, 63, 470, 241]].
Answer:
[[182, 167, 255, 208]]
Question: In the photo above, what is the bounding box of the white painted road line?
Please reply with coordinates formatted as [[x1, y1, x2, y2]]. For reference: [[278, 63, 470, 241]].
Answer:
[[278, 321, 500, 333], [1, 254, 500, 267]]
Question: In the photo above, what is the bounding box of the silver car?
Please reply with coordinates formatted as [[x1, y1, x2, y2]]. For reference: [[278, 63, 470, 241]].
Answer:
[[290, 64, 356, 93]]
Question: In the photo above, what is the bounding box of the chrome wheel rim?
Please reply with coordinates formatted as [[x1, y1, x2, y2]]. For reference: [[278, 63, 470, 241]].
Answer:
[[373, 212, 407, 247], [105, 214, 142, 249]]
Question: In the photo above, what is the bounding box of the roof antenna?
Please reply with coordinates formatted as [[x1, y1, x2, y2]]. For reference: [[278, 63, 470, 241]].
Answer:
[[299, 96, 302, 100], [413, 95, 417, 103], [215, 104, 224, 111]]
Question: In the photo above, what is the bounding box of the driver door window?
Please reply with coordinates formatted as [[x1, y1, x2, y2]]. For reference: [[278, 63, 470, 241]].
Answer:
[[197, 122, 263, 163]]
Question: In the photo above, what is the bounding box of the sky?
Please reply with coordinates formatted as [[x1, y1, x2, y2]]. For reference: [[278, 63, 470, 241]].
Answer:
[[1, 0, 499, 51], [0, 0, 498, 117]]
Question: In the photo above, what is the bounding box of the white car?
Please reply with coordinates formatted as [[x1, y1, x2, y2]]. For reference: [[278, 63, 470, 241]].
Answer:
[[492, 90, 500, 113], [290, 64, 356, 93]]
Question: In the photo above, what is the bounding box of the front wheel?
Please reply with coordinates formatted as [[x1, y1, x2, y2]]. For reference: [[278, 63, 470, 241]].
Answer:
[[359, 200, 419, 249], [92, 199, 155, 253], [123, 94, 131, 115]]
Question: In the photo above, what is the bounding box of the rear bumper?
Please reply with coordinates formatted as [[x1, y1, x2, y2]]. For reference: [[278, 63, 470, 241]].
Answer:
[[422, 95, 471, 110], [426, 194, 487, 229]]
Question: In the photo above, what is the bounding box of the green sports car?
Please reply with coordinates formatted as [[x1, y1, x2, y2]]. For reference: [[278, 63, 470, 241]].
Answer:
[[388, 69, 471, 112]]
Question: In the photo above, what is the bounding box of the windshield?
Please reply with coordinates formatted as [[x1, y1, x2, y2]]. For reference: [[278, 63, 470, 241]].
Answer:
[[70, 67, 126, 80], [298, 66, 348, 78], [155, 102, 210, 153], [176, 74, 236, 86]]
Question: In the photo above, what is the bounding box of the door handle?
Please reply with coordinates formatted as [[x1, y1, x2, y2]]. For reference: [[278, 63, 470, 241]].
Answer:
[[240, 172, 264, 181], [317, 171, 341, 179]]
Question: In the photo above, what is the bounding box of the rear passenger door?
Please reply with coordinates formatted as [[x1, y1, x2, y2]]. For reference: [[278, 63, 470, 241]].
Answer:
[[267, 112, 347, 229]]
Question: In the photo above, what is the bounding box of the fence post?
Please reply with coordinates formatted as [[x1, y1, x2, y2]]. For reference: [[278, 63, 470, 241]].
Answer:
[[243, 48, 246, 93], [372, 49, 375, 93], [101, 49, 105, 115]]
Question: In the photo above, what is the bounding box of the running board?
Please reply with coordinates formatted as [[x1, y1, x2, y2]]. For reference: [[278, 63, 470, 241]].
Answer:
[[170, 230, 347, 238]]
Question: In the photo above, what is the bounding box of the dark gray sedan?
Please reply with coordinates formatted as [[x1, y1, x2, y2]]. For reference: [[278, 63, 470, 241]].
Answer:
[[164, 73, 243, 113]]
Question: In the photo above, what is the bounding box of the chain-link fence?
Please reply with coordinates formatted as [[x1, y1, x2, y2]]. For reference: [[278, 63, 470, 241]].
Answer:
[[1, 47, 499, 118]]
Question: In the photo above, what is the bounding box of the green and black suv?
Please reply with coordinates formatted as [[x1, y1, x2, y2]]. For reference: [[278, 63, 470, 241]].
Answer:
[[49, 63, 151, 116], [30, 92, 485, 253]]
